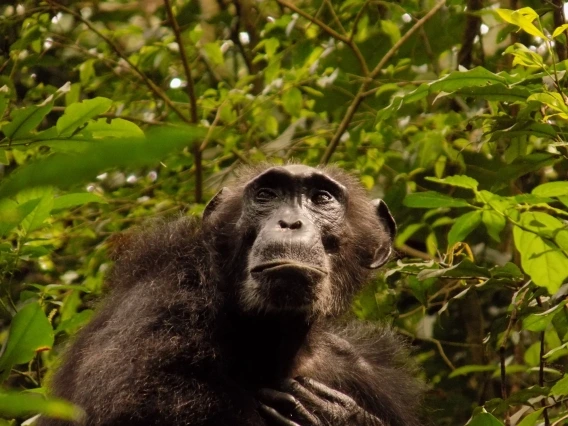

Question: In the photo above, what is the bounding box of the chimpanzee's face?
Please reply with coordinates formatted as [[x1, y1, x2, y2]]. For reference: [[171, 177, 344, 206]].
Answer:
[[203, 164, 396, 317], [237, 165, 348, 314]]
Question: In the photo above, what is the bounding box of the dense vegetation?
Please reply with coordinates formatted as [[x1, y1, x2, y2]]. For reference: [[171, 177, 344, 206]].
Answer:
[[1, 0, 567, 424]]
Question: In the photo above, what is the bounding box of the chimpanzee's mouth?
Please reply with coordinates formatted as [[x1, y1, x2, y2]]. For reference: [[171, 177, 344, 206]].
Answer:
[[250, 260, 327, 277]]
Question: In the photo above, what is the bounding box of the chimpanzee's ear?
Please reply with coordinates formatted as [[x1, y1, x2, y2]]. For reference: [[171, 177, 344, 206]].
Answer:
[[203, 187, 229, 222], [368, 198, 397, 269]]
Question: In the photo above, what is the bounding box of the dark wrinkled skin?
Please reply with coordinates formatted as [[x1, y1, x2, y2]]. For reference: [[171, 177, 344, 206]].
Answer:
[[40, 165, 422, 426]]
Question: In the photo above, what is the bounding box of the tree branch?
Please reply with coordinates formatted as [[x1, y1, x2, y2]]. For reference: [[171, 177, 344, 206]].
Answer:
[[275, 0, 369, 76], [320, 0, 446, 164], [45, 0, 191, 124]]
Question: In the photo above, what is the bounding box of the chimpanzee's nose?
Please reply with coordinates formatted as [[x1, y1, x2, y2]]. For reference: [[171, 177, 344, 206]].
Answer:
[[278, 220, 302, 230]]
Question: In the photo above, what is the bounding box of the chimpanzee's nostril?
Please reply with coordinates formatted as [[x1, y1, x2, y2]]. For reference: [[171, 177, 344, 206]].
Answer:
[[289, 220, 302, 230]]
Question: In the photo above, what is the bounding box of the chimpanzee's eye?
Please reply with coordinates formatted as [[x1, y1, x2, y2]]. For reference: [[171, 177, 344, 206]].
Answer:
[[312, 190, 334, 204], [255, 189, 277, 203]]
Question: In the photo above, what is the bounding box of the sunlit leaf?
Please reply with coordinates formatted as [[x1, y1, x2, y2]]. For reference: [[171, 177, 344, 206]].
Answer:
[[552, 24, 568, 38], [426, 175, 479, 190], [496, 8, 546, 39], [532, 181, 568, 198]]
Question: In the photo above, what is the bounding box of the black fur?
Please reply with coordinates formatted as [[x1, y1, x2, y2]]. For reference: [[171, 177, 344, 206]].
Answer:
[[41, 165, 422, 426]]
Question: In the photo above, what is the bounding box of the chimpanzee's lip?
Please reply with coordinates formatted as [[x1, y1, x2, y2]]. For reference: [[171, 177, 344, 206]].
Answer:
[[250, 260, 327, 276]]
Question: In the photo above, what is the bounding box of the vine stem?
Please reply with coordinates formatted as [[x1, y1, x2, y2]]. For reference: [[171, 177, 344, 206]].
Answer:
[[320, 0, 447, 164]]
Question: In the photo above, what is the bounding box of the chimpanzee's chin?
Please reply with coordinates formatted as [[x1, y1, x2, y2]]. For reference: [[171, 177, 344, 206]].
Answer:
[[252, 264, 325, 310]]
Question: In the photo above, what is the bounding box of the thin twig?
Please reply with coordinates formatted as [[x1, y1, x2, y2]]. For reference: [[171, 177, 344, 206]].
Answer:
[[324, 0, 347, 35], [163, 0, 202, 203], [536, 296, 551, 426], [320, 0, 446, 164], [397, 244, 432, 260], [163, 0, 198, 124], [349, 0, 371, 42], [275, 0, 369, 76], [45, 0, 191, 124]]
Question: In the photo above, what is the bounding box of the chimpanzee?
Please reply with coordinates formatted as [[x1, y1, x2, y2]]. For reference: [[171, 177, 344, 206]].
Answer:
[[41, 164, 423, 426]]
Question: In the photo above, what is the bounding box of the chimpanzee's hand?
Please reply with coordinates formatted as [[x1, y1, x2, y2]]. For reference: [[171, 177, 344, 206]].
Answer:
[[257, 377, 386, 426]]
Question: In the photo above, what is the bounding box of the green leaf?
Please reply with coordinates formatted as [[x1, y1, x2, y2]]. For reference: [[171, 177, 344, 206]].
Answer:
[[513, 212, 568, 293], [503, 44, 544, 68], [448, 210, 483, 247], [551, 374, 568, 397], [528, 92, 568, 117], [522, 304, 564, 332], [282, 88, 303, 116], [16, 188, 54, 234], [532, 181, 568, 198], [81, 117, 144, 138], [0, 92, 8, 121], [450, 83, 531, 102], [492, 153, 559, 190], [516, 409, 544, 426], [449, 365, 497, 378], [430, 67, 508, 93], [488, 121, 556, 141], [0, 198, 40, 237], [403, 191, 471, 208], [3, 102, 53, 139], [491, 263, 524, 280], [0, 392, 84, 421], [55, 310, 94, 335], [417, 259, 491, 280], [0, 303, 54, 380], [52, 193, 107, 211], [395, 223, 424, 246], [203, 42, 224, 66], [482, 210, 506, 242], [467, 411, 505, 426], [0, 126, 205, 198], [56, 97, 113, 137], [496, 8, 547, 39], [426, 175, 479, 190]]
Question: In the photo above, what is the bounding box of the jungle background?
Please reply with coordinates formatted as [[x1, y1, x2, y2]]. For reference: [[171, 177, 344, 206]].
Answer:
[[1, 0, 568, 424]]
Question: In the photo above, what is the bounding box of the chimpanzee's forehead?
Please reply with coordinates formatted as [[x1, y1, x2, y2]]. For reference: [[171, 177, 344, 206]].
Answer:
[[281, 164, 316, 175], [251, 165, 334, 185]]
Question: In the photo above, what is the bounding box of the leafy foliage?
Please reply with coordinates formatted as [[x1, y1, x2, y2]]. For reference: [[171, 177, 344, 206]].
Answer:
[[0, 0, 567, 425]]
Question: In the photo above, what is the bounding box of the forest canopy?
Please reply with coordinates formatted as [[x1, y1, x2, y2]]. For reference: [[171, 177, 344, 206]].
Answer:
[[0, 0, 568, 425]]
